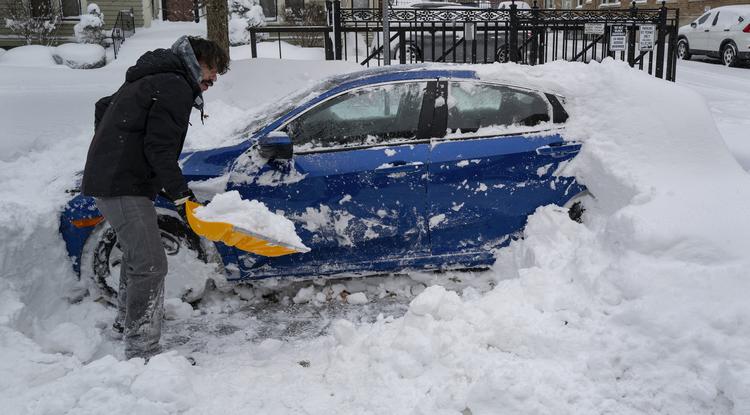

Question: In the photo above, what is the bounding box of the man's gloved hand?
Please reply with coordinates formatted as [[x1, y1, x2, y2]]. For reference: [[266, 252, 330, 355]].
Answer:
[[173, 189, 198, 224]]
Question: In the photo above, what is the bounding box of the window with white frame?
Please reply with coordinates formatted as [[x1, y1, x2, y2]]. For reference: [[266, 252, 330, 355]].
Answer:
[[30, 0, 81, 18], [599, 0, 620, 6], [576, 0, 584, 8], [544, 0, 555, 8]]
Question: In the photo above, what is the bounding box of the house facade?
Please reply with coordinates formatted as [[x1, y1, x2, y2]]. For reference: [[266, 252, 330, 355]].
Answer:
[[1, 0, 159, 47]]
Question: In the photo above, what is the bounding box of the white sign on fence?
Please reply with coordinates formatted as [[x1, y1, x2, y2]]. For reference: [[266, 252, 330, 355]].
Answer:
[[639, 24, 656, 51], [609, 25, 627, 52], [584, 23, 605, 35]]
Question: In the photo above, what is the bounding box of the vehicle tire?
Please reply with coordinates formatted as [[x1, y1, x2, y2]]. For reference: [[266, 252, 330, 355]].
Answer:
[[564, 191, 594, 223], [677, 38, 691, 60], [393, 43, 422, 63], [81, 214, 216, 305], [722, 42, 738, 67], [495, 46, 509, 63]]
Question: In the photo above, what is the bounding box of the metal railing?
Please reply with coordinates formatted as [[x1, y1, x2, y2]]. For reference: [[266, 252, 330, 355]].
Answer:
[[246, 0, 678, 80], [111, 8, 136, 59]]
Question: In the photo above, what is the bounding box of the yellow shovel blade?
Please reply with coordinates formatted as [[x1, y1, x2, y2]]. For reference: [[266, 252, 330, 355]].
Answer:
[[185, 200, 307, 257]]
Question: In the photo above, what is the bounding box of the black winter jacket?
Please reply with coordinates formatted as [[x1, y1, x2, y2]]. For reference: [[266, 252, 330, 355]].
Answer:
[[81, 49, 201, 201]]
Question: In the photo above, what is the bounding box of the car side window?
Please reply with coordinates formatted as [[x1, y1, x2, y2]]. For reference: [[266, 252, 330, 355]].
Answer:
[[286, 82, 428, 149], [712, 11, 720, 26], [447, 82, 550, 134], [697, 12, 712, 26]]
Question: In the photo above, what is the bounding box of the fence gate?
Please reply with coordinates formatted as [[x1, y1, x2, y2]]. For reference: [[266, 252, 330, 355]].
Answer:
[[327, 0, 679, 81]]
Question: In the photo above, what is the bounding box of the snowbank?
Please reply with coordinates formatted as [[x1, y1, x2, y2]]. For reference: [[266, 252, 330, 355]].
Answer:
[[0, 45, 57, 67], [53, 43, 107, 69], [2, 20, 750, 413]]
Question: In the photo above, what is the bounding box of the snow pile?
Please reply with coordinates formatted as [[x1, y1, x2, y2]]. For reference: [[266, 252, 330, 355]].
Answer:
[[0, 45, 57, 67], [53, 43, 106, 69], [194, 190, 309, 250], [2, 18, 750, 413]]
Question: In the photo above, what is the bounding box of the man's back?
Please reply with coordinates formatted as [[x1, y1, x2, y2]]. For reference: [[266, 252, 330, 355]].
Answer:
[[82, 48, 198, 200]]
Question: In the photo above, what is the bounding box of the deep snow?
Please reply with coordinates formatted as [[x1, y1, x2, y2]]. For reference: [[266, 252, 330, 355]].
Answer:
[[2, 21, 750, 414]]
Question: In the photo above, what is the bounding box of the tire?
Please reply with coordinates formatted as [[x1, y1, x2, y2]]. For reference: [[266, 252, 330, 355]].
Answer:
[[495, 46, 509, 63], [677, 38, 691, 60], [722, 42, 738, 67], [564, 191, 594, 224], [82, 214, 216, 305], [393, 44, 422, 63]]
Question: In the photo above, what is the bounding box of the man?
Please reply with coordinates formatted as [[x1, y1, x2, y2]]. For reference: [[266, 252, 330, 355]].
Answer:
[[81, 36, 229, 360]]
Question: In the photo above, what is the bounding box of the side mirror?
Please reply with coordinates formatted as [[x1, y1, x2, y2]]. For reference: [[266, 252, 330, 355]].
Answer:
[[258, 132, 293, 160], [690, 22, 697, 28]]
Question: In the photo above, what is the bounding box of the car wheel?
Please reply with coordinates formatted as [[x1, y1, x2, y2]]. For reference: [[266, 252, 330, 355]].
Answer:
[[722, 42, 738, 67], [82, 214, 218, 305], [677, 38, 691, 60], [394, 44, 422, 63], [564, 191, 594, 223], [495, 46, 509, 63]]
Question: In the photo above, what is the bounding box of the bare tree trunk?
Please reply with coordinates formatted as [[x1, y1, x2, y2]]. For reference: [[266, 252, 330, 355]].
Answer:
[[206, 0, 230, 58]]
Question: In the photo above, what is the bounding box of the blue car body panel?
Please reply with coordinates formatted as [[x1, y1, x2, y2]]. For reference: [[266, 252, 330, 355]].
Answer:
[[60, 66, 583, 281]]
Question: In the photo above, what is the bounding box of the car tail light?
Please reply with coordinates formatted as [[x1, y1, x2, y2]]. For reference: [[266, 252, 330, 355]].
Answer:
[[71, 216, 104, 228], [743, 24, 750, 33]]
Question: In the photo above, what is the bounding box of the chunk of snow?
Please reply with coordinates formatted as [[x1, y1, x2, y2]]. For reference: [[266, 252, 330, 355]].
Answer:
[[293, 286, 315, 304], [429, 214, 446, 228], [193, 190, 308, 250], [346, 292, 368, 304], [164, 299, 193, 320]]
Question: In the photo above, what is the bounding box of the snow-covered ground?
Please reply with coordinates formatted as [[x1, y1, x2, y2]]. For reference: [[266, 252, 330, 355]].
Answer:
[[2, 21, 750, 414]]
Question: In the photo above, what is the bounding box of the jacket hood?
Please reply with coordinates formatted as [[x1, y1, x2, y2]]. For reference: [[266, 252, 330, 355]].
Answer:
[[125, 48, 202, 98]]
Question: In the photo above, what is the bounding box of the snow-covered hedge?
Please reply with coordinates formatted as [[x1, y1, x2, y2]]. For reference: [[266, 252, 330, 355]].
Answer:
[[0, 45, 57, 67], [0, 44, 106, 69], [53, 43, 106, 69], [229, 0, 266, 46], [73, 3, 105, 45]]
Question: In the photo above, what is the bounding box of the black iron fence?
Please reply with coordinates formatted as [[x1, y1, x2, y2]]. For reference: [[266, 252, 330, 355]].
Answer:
[[246, 0, 678, 81], [111, 8, 136, 59]]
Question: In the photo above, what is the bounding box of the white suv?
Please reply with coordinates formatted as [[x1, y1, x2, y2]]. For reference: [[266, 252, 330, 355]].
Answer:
[[677, 5, 750, 67]]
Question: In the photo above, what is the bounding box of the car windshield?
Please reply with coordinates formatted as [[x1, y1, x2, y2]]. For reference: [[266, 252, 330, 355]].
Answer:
[[240, 78, 339, 136]]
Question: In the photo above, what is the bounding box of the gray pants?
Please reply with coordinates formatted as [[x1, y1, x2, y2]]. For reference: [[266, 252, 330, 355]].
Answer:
[[95, 196, 167, 359]]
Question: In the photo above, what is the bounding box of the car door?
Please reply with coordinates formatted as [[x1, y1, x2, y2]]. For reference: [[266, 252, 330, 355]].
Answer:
[[692, 11, 715, 51], [427, 80, 581, 257], [710, 10, 741, 53], [226, 80, 436, 279]]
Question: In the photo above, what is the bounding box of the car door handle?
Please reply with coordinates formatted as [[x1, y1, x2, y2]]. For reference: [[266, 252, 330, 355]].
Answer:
[[704, 29, 710, 32], [536, 143, 581, 157]]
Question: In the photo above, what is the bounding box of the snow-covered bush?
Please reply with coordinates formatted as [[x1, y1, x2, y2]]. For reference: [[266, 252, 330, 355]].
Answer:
[[0, 45, 57, 67], [53, 43, 106, 69], [2, 0, 60, 45], [73, 3, 105, 45], [228, 0, 266, 46]]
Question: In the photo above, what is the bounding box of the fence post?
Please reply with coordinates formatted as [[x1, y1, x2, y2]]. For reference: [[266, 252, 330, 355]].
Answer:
[[509, 2, 519, 63], [627, 1, 637, 67], [530, 1, 539, 65], [193, 0, 200, 23], [325, 0, 335, 60], [666, 7, 678, 81], [333, 0, 343, 60], [250, 30, 257, 58], [398, 30, 407, 64], [655, 1, 666, 79]]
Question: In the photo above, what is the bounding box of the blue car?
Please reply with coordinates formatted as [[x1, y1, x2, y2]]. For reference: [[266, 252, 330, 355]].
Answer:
[[60, 65, 585, 296]]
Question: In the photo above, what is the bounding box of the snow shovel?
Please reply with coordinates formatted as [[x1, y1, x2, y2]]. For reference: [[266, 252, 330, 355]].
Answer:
[[185, 200, 310, 257]]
